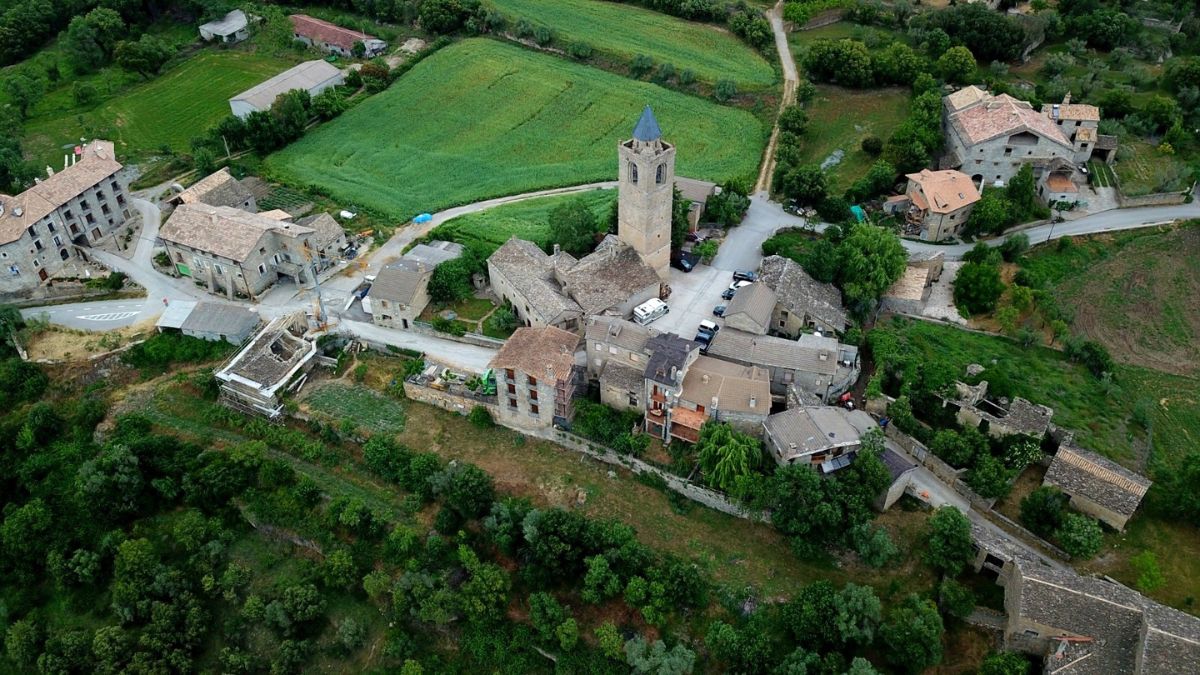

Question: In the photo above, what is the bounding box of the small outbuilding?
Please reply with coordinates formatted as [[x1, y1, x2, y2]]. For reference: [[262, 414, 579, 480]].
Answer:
[[200, 10, 250, 44], [762, 405, 879, 470], [1043, 444, 1151, 531], [290, 14, 387, 57]]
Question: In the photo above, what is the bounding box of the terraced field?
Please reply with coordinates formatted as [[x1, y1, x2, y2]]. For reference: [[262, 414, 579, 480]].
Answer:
[[267, 39, 764, 220], [491, 0, 776, 87], [23, 49, 300, 166]]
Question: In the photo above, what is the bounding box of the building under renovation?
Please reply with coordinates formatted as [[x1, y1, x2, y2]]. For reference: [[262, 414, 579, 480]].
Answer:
[[215, 312, 316, 418]]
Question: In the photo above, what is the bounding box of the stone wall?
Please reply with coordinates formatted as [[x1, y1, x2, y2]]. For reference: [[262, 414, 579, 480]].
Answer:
[[410, 320, 507, 349], [797, 9, 845, 30], [1117, 188, 1191, 208], [403, 380, 495, 416]]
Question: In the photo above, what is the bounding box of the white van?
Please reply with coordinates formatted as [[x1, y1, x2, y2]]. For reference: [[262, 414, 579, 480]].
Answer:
[[633, 298, 669, 325]]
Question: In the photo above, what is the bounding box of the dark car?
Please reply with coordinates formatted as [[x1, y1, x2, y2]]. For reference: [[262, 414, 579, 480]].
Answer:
[[713, 305, 726, 317], [671, 250, 698, 273], [732, 270, 757, 282], [721, 287, 737, 300]]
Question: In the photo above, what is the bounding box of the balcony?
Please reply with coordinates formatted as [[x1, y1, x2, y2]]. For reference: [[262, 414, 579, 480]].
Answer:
[[669, 424, 700, 444]]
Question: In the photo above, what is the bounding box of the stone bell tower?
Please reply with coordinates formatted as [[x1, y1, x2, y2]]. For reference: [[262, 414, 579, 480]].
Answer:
[[618, 105, 675, 280]]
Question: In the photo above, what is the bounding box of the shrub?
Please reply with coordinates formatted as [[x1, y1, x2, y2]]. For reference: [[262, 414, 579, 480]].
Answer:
[[468, 405, 493, 428], [567, 40, 592, 60], [861, 135, 883, 156], [1019, 486, 1065, 537], [714, 79, 737, 102], [1055, 513, 1103, 559]]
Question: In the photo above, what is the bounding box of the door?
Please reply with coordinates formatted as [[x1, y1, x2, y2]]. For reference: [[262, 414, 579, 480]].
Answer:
[[38, 268, 48, 281]]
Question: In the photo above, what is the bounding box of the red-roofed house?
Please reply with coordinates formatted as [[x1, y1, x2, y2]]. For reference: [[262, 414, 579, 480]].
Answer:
[[290, 14, 387, 57]]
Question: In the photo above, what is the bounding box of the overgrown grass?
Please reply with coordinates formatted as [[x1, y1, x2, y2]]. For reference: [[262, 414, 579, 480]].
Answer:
[[22, 48, 301, 167], [303, 382, 407, 436], [267, 39, 764, 221], [789, 85, 910, 193], [1114, 141, 1193, 196], [491, 0, 776, 87], [428, 188, 615, 256]]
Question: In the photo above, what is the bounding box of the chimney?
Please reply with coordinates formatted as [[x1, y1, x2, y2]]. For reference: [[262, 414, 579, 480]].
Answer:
[[545, 364, 553, 377], [711, 396, 719, 409], [1063, 92, 1071, 105], [670, 365, 676, 380], [1051, 104, 1060, 119], [701, 374, 709, 384], [553, 243, 560, 256]]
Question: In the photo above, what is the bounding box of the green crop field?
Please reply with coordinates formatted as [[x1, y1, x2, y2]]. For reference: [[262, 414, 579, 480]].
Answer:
[[267, 39, 764, 221], [792, 85, 910, 193], [428, 188, 616, 256], [22, 49, 300, 168], [491, 0, 775, 87], [304, 382, 407, 436]]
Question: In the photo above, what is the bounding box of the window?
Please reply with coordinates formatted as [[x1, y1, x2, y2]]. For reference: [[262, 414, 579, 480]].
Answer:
[[974, 159, 982, 165], [257, 263, 266, 274], [86, 214, 95, 224], [81, 200, 90, 211], [8, 265, 18, 276], [507, 384, 516, 395], [26, 226, 35, 238], [505, 369, 514, 381], [32, 259, 39, 268], [778, 319, 786, 327], [527, 375, 537, 386], [116, 195, 125, 205], [949, 214, 956, 221], [46, 221, 55, 232], [1081, 143, 1088, 150], [214, 264, 223, 275], [111, 181, 119, 192], [530, 404, 539, 416], [1004, 147, 1013, 156], [33, 239, 42, 251], [52, 235, 62, 246], [508, 398, 517, 409], [529, 389, 538, 401], [628, 393, 639, 407], [101, 204, 110, 215], [96, 190, 105, 200], [64, 209, 72, 219], [70, 224, 79, 235], [655, 163, 665, 184], [628, 162, 638, 183]]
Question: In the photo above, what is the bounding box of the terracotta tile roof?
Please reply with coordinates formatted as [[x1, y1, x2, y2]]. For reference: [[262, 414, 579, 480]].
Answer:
[[1044, 444, 1150, 518], [757, 255, 847, 332], [679, 355, 770, 415], [906, 169, 981, 214], [1043, 102, 1101, 122], [0, 140, 122, 244], [489, 326, 579, 382], [290, 14, 378, 51], [948, 91, 1072, 148], [159, 203, 314, 262], [175, 168, 255, 209]]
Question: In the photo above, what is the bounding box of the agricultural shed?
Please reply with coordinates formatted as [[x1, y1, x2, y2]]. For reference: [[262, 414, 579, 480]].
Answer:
[[229, 60, 345, 118], [200, 10, 249, 44], [180, 302, 261, 345]]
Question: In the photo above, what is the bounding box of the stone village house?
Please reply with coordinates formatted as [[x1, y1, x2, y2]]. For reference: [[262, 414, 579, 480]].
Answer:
[[488, 326, 581, 430], [1043, 443, 1151, 531], [0, 140, 130, 294]]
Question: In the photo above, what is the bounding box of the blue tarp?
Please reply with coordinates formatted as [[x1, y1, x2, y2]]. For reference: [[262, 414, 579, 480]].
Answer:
[[413, 213, 432, 224], [850, 205, 866, 222]]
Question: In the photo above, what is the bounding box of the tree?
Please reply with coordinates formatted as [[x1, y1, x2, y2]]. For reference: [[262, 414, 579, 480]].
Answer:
[[861, 135, 884, 156], [435, 462, 495, 519], [873, 42, 923, 86], [924, 506, 974, 576], [1055, 513, 1103, 559], [427, 256, 476, 302], [836, 223, 907, 311], [1020, 486, 1066, 537], [966, 452, 1014, 499], [937, 46, 977, 84], [75, 444, 144, 516], [529, 592, 567, 644], [549, 198, 600, 257], [457, 545, 510, 624], [783, 580, 840, 649], [624, 637, 696, 675], [849, 522, 898, 567], [967, 193, 1015, 236], [998, 233, 1030, 262], [418, 0, 482, 34], [805, 39, 874, 88], [835, 583, 882, 648], [555, 618, 579, 651], [1005, 165, 1040, 220], [937, 578, 976, 619], [5, 618, 41, 668], [596, 621, 624, 660], [778, 105, 808, 135], [714, 79, 737, 102], [780, 165, 828, 206], [882, 595, 944, 674], [980, 651, 1031, 675], [696, 422, 761, 495], [115, 35, 176, 78], [336, 618, 366, 654], [1151, 449, 1200, 523], [954, 261, 1005, 315], [193, 147, 216, 176], [3, 69, 45, 119], [312, 87, 348, 120]]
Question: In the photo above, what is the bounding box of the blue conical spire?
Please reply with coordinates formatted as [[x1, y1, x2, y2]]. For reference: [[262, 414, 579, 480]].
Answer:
[[632, 105, 662, 142]]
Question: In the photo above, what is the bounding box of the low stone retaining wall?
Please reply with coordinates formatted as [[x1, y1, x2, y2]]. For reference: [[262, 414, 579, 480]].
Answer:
[[411, 320, 506, 349], [1118, 189, 1190, 208], [404, 380, 496, 416]]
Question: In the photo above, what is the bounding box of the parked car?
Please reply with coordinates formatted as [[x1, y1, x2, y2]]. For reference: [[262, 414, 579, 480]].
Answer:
[[722, 279, 752, 300], [671, 250, 698, 273], [685, 232, 706, 243], [712, 304, 726, 317], [694, 319, 720, 352], [732, 270, 757, 282], [343, 246, 359, 260]]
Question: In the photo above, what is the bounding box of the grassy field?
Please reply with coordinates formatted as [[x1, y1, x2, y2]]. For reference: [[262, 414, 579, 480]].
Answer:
[[1114, 141, 1193, 197], [428, 187, 616, 256], [1022, 224, 1200, 376], [791, 85, 909, 193], [491, 0, 775, 88], [267, 39, 764, 221], [303, 381, 407, 436], [22, 49, 300, 167]]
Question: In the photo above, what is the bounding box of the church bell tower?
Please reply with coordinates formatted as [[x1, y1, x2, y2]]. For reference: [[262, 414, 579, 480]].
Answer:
[[618, 105, 675, 280]]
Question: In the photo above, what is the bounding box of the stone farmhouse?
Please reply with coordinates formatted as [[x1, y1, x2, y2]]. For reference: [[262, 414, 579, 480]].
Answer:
[[881, 251, 944, 315], [0, 139, 130, 294], [762, 405, 879, 470], [705, 330, 858, 402], [229, 60, 344, 118], [942, 86, 1103, 190], [888, 168, 981, 242], [674, 177, 718, 231], [585, 315, 656, 411], [171, 168, 257, 211], [290, 14, 387, 58], [159, 203, 334, 299], [371, 241, 463, 330], [489, 326, 581, 430], [721, 282, 777, 335], [1044, 443, 1151, 531], [199, 9, 249, 44], [757, 255, 849, 336]]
